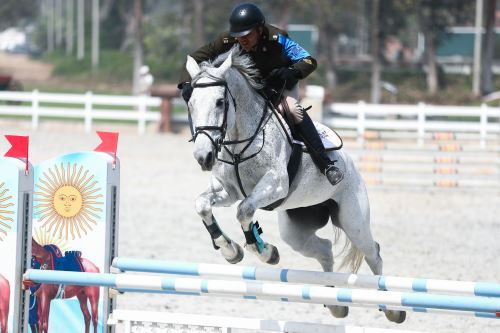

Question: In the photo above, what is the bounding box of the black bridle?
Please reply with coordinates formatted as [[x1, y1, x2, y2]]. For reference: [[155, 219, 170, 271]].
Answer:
[[188, 78, 271, 197]]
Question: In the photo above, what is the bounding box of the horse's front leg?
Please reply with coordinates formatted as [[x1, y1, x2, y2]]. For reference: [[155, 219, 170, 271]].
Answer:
[[195, 179, 243, 264], [238, 171, 288, 265]]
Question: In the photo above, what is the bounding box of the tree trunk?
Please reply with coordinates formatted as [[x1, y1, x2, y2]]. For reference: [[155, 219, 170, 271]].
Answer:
[[132, 0, 143, 95], [278, 0, 291, 29], [193, 0, 205, 47], [426, 32, 438, 94], [370, 0, 381, 104], [481, 0, 495, 94]]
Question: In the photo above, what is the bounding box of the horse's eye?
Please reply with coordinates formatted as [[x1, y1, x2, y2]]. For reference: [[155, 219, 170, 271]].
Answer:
[[216, 98, 224, 107]]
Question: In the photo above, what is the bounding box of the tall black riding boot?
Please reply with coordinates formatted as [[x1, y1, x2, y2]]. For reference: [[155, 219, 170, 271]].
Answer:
[[295, 112, 344, 186]]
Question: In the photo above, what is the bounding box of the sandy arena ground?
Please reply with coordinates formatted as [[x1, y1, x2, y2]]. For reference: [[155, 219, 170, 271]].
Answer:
[[2, 120, 499, 333]]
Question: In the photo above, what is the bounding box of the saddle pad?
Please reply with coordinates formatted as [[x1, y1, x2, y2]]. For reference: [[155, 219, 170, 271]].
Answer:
[[293, 122, 343, 151]]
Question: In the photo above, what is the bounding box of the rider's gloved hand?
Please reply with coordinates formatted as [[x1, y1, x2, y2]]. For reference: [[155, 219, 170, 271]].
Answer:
[[267, 67, 300, 90], [180, 82, 194, 103]]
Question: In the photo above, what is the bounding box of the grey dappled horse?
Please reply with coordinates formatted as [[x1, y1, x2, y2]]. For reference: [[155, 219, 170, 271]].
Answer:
[[186, 48, 405, 323]]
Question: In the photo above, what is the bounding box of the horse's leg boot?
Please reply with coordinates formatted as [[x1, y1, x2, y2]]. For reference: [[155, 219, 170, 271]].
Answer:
[[295, 112, 344, 186]]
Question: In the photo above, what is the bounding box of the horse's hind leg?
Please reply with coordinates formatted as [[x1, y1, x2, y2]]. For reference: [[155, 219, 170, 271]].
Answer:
[[195, 178, 242, 264], [335, 186, 406, 323], [76, 293, 91, 333], [278, 204, 349, 318], [87, 286, 100, 333], [278, 207, 333, 272]]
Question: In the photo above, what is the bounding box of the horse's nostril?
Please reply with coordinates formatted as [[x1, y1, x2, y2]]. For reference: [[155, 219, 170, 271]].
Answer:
[[206, 152, 213, 164]]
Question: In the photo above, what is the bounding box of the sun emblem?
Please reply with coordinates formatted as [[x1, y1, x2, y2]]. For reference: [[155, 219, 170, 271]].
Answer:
[[0, 182, 14, 241], [33, 226, 69, 253], [34, 162, 104, 240]]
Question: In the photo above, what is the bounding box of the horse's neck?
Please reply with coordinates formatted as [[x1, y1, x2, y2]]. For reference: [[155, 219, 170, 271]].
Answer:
[[227, 77, 265, 142]]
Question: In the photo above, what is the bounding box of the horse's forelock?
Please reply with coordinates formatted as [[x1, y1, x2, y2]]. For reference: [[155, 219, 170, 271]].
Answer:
[[195, 46, 263, 90]]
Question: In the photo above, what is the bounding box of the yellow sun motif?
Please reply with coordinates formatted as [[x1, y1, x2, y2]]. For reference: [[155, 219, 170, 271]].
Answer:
[[0, 182, 14, 241], [34, 162, 104, 240], [33, 226, 69, 253]]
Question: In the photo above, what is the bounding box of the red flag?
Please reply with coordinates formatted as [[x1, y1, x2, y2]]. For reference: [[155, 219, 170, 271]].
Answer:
[[94, 131, 119, 165], [4, 135, 29, 171]]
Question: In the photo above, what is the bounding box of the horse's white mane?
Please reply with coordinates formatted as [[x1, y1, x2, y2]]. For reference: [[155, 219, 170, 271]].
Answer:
[[194, 46, 264, 90]]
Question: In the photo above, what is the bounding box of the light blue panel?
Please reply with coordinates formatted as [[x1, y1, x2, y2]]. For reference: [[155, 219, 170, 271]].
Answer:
[[32, 151, 115, 333], [48, 299, 104, 333]]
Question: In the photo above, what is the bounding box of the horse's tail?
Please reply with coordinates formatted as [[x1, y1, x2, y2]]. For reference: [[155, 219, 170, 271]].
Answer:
[[339, 240, 364, 273], [328, 200, 365, 273]]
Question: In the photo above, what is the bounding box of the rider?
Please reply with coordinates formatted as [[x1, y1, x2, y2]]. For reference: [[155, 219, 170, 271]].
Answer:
[[178, 3, 343, 186]]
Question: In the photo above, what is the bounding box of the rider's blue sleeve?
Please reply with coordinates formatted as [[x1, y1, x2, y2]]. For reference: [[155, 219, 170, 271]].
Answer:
[[277, 34, 311, 63]]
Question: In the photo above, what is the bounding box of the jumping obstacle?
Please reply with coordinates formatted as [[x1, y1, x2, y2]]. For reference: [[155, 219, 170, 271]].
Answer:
[[5, 140, 500, 333], [23, 268, 500, 318], [111, 257, 500, 298]]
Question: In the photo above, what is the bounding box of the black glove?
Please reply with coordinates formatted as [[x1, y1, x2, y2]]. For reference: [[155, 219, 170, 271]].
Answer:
[[267, 67, 300, 91], [181, 82, 193, 103]]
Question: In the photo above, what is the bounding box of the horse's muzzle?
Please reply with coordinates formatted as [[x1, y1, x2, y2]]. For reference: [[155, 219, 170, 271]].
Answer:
[[197, 151, 215, 171]]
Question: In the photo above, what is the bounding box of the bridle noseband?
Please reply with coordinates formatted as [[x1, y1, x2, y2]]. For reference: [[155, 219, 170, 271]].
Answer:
[[188, 80, 236, 152]]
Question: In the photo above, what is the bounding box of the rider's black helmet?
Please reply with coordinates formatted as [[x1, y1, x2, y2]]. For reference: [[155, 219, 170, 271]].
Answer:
[[229, 3, 265, 38]]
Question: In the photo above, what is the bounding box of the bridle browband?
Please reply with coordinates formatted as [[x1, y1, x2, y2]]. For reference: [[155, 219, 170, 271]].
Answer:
[[189, 77, 272, 197]]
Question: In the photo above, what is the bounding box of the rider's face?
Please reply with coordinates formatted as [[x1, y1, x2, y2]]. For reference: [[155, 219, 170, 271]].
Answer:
[[237, 28, 260, 51]]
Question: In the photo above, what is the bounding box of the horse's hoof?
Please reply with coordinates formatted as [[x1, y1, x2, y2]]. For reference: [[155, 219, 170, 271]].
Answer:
[[326, 305, 349, 318], [265, 244, 280, 265], [384, 310, 406, 323], [226, 242, 244, 264]]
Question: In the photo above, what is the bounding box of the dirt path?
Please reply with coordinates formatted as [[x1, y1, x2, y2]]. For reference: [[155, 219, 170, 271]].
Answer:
[[0, 52, 53, 82]]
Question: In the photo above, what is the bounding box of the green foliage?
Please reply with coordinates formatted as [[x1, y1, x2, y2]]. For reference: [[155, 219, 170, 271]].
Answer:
[[0, 0, 37, 30], [43, 49, 133, 82]]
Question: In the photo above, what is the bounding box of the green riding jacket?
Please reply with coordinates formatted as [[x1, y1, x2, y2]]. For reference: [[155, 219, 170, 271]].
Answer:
[[178, 24, 317, 88]]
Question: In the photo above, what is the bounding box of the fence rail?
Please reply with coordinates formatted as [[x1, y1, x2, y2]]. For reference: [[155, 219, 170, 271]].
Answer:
[[0, 90, 162, 134], [2, 91, 500, 147], [326, 102, 500, 147]]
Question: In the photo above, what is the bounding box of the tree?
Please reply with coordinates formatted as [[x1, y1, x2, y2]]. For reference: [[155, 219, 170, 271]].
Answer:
[[481, 0, 496, 94], [0, 0, 37, 30], [417, 0, 474, 95]]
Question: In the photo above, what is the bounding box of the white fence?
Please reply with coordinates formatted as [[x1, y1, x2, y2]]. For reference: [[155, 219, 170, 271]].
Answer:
[[2, 90, 500, 146], [326, 102, 500, 148], [0, 90, 162, 134]]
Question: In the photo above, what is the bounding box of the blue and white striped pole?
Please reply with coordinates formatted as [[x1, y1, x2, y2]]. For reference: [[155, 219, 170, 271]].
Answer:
[[111, 257, 500, 298], [24, 269, 500, 317]]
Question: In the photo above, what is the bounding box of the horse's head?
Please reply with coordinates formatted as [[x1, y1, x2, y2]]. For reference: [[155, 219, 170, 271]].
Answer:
[[31, 238, 53, 270], [186, 52, 237, 171]]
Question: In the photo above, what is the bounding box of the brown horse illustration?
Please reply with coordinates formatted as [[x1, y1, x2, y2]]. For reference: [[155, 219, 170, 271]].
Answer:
[[31, 239, 100, 333], [0, 273, 9, 333]]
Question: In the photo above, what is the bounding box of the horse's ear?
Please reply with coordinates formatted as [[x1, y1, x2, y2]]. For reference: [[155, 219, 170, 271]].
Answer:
[[217, 51, 233, 75], [186, 55, 201, 79]]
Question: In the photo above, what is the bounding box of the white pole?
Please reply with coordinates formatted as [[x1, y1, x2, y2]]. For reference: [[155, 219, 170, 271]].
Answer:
[[91, 0, 100, 68], [85, 91, 93, 133], [473, 0, 484, 95], [417, 102, 426, 146], [32, 90, 39, 130], [66, 0, 74, 55], [47, 0, 55, 52], [357, 101, 366, 146], [138, 95, 146, 135], [480, 103, 487, 148], [55, 0, 63, 47], [77, 0, 84, 60]]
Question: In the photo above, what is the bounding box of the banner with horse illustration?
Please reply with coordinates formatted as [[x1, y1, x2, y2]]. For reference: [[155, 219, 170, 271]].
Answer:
[[0, 157, 33, 333], [30, 152, 119, 333]]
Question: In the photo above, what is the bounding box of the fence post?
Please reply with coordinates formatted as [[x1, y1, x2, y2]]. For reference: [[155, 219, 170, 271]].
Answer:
[[84, 91, 93, 133], [417, 102, 426, 146], [32, 89, 39, 130], [357, 100, 366, 146], [480, 103, 487, 149], [138, 95, 146, 135]]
